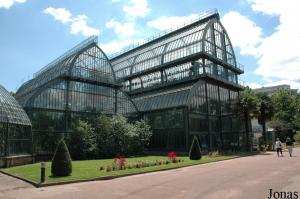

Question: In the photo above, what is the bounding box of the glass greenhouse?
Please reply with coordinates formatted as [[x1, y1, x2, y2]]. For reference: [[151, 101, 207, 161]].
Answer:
[[16, 36, 138, 154], [16, 10, 246, 154], [0, 84, 32, 167], [110, 10, 245, 151]]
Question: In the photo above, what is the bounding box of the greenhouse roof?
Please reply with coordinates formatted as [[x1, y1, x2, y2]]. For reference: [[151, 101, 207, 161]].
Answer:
[[0, 85, 31, 126]]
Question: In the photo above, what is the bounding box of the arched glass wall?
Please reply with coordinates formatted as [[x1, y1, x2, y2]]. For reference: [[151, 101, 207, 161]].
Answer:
[[0, 85, 32, 157], [16, 37, 137, 154], [110, 12, 246, 152], [111, 14, 243, 95]]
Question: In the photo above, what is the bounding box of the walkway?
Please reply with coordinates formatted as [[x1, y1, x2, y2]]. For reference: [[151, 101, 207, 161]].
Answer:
[[1, 148, 300, 199]]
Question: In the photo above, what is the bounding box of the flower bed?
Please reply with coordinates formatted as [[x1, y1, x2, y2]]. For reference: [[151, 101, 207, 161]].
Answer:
[[101, 152, 184, 172]]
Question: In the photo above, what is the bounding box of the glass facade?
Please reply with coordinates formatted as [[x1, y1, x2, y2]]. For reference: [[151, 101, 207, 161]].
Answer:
[[16, 36, 137, 154], [111, 11, 246, 151], [0, 85, 32, 157], [14, 11, 247, 154], [145, 109, 186, 150], [188, 81, 245, 150], [110, 13, 243, 92]]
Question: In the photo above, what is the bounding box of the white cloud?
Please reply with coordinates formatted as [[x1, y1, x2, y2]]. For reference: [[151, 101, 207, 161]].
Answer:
[[100, 38, 143, 54], [247, 0, 285, 16], [246, 0, 300, 86], [248, 82, 262, 89], [43, 7, 72, 24], [102, 0, 149, 54], [43, 7, 99, 37], [221, 11, 263, 56], [123, 0, 150, 18], [106, 19, 135, 38], [0, 0, 26, 9], [147, 14, 200, 31], [71, 15, 100, 37], [220, 1, 300, 90]]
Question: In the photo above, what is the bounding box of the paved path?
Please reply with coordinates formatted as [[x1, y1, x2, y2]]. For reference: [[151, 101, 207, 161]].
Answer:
[[1, 148, 300, 199], [0, 172, 33, 199]]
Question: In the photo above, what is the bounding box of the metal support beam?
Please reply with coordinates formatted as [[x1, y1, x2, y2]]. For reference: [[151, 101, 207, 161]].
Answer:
[[217, 85, 223, 149], [184, 108, 190, 151], [204, 82, 211, 151], [5, 123, 8, 157]]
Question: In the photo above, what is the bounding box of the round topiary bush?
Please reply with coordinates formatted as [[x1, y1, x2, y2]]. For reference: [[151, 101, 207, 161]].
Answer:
[[51, 139, 72, 176], [189, 136, 202, 160]]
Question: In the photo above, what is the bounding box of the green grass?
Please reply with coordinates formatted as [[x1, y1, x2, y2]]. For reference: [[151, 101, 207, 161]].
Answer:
[[0, 152, 258, 185]]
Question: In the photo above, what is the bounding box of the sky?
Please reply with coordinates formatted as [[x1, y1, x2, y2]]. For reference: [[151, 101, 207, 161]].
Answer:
[[0, 0, 299, 92]]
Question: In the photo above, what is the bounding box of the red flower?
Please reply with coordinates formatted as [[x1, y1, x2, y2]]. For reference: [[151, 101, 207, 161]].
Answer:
[[168, 152, 177, 163], [118, 156, 126, 168]]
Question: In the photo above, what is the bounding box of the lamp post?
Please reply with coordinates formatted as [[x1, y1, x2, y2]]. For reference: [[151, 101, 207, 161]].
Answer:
[[40, 161, 46, 184]]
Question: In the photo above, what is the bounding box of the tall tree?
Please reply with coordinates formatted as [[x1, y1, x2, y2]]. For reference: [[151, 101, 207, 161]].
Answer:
[[69, 120, 96, 160], [292, 93, 300, 130], [256, 92, 274, 142], [234, 87, 257, 150], [271, 89, 296, 129], [133, 119, 152, 153]]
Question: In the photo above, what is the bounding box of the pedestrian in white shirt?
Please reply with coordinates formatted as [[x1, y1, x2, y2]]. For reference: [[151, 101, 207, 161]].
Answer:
[[275, 138, 283, 157]]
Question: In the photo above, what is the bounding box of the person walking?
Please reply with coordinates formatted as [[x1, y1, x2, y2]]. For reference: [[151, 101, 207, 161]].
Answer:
[[286, 137, 294, 157], [275, 138, 283, 157]]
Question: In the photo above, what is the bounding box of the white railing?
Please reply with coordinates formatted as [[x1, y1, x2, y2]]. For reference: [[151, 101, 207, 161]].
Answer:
[[237, 62, 244, 72], [238, 79, 246, 87]]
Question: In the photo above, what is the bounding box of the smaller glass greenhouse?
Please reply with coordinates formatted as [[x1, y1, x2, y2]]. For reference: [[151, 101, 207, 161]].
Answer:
[[0, 85, 32, 167]]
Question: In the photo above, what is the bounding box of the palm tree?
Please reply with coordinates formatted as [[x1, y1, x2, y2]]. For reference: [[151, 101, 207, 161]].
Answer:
[[234, 87, 257, 151], [256, 92, 274, 142]]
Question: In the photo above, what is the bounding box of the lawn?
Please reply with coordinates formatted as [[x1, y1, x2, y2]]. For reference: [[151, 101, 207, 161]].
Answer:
[[0, 152, 258, 185]]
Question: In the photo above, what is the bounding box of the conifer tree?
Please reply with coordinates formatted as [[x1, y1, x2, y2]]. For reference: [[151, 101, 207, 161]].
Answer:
[[51, 139, 72, 176], [189, 136, 202, 160]]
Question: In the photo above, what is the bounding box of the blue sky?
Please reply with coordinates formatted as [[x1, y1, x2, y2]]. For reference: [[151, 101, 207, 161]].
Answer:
[[0, 0, 299, 92]]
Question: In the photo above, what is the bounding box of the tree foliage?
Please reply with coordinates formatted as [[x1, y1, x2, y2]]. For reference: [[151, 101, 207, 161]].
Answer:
[[234, 87, 257, 150], [70, 114, 152, 159], [94, 114, 114, 158], [234, 87, 300, 145], [256, 92, 274, 141], [69, 120, 96, 160], [51, 139, 72, 176], [271, 90, 295, 125], [271, 89, 300, 130], [189, 136, 202, 160], [133, 119, 152, 153]]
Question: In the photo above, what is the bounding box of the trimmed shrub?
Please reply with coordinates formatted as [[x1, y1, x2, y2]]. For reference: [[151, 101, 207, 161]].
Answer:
[[51, 139, 72, 176], [189, 136, 202, 160]]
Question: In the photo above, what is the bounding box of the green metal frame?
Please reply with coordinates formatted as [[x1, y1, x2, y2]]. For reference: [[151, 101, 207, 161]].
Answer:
[[0, 85, 32, 156], [13, 10, 248, 154], [16, 37, 138, 154], [109, 11, 247, 151]]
